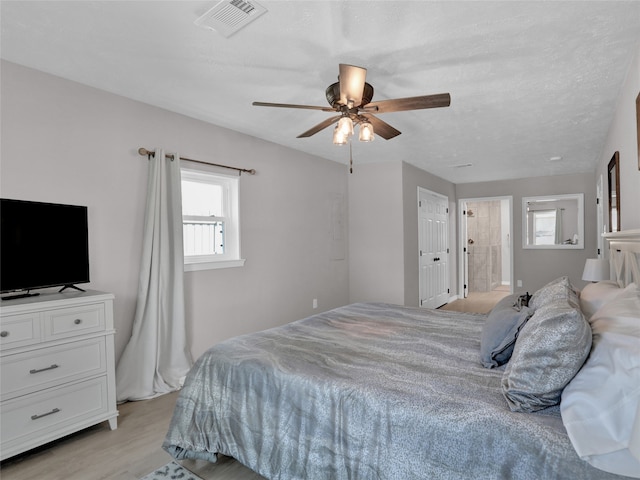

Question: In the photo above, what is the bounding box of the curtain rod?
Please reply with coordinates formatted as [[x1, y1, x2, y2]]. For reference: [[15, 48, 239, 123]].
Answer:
[[137, 148, 256, 175]]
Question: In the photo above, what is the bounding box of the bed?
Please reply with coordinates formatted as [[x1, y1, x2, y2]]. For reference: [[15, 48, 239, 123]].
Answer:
[[163, 230, 640, 479]]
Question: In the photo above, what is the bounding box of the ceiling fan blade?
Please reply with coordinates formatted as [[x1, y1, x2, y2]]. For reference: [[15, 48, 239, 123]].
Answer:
[[253, 101, 335, 112], [364, 93, 451, 114], [339, 64, 367, 107], [360, 114, 401, 140], [297, 115, 342, 138]]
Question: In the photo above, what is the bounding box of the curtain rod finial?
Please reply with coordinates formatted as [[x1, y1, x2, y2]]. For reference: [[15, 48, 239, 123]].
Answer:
[[138, 147, 151, 156]]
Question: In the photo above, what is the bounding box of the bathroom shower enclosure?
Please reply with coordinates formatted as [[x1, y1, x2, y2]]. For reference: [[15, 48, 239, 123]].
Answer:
[[459, 197, 513, 297]]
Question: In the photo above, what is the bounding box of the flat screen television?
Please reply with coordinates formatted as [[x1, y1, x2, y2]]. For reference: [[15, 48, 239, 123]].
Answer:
[[1, 198, 90, 299]]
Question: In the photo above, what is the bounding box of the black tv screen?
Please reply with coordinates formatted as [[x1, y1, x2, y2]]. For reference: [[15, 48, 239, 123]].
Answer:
[[1, 199, 90, 294]]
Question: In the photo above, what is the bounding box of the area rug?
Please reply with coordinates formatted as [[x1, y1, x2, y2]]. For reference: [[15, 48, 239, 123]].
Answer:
[[140, 461, 203, 480]]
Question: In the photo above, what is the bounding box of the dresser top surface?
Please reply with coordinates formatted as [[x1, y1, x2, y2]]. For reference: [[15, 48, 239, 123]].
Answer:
[[0, 290, 113, 314]]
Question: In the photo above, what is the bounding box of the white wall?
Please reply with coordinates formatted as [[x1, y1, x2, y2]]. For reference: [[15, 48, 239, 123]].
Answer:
[[597, 43, 640, 231], [0, 61, 349, 361], [348, 162, 405, 304]]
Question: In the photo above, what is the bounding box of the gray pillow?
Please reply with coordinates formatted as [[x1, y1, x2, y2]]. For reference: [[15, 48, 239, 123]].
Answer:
[[501, 299, 592, 412], [530, 276, 579, 311], [480, 294, 534, 368]]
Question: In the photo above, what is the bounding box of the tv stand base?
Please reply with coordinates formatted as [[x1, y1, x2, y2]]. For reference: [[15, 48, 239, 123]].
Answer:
[[58, 284, 86, 293]]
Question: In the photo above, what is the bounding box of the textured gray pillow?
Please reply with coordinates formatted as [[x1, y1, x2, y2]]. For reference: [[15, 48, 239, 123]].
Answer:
[[480, 294, 534, 368], [530, 276, 580, 311], [501, 299, 592, 412]]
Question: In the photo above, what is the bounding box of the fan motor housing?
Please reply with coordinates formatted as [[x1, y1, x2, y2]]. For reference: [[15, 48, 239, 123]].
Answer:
[[325, 82, 374, 108]]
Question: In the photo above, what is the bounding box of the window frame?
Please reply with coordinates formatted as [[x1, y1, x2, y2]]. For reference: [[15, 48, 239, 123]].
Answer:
[[181, 167, 245, 271], [522, 194, 584, 249]]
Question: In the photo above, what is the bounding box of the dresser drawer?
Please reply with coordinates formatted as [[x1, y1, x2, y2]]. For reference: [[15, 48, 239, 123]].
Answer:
[[1, 337, 106, 401], [0, 312, 41, 351], [44, 303, 105, 340], [1, 376, 110, 451]]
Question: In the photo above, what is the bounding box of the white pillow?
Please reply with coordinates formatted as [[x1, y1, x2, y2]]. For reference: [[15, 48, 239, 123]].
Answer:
[[579, 280, 623, 321], [561, 283, 640, 478], [590, 283, 640, 336]]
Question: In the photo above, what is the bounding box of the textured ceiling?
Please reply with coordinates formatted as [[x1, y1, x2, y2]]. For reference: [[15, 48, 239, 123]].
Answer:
[[2, 1, 639, 183]]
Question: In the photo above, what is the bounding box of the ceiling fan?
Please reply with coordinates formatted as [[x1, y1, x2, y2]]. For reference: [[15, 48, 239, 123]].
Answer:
[[252, 64, 451, 144]]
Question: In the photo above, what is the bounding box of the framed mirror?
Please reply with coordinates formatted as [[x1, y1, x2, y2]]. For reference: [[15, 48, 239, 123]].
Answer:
[[523, 194, 584, 249], [608, 152, 620, 232]]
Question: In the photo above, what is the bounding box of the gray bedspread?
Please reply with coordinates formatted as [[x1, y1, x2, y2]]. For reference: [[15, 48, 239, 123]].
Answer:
[[163, 303, 627, 479]]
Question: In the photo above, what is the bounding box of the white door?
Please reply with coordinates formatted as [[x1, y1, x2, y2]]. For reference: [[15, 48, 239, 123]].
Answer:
[[418, 188, 449, 308]]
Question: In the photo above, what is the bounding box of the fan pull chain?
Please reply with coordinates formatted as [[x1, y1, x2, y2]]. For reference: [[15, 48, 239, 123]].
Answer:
[[349, 142, 353, 174]]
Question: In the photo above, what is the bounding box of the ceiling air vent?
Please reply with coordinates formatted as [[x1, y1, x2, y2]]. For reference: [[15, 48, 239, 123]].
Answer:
[[195, 0, 267, 38]]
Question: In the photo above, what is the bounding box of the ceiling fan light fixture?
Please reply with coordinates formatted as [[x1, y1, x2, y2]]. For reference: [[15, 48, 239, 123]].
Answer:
[[359, 121, 374, 142], [333, 125, 349, 145], [337, 116, 354, 137], [253, 64, 451, 144]]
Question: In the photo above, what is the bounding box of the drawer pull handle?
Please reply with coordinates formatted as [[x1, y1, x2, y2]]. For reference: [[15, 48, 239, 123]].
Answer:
[[0, 331, 8, 338], [30, 364, 60, 374], [31, 408, 61, 421], [74, 319, 82, 325]]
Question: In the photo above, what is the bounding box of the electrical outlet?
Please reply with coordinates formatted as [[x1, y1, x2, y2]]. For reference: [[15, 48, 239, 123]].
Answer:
[[313, 299, 318, 309], [517, 280, 523, 287]]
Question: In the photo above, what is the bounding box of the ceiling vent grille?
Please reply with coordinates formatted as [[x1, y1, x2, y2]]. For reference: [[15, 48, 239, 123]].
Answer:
[[195, 0, 267, 38]]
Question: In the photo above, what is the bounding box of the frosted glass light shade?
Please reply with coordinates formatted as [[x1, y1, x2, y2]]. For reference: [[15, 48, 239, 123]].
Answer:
[[337, 116, 354, 137], [359, 122, 374, 142], [333, 125, 348, 145]]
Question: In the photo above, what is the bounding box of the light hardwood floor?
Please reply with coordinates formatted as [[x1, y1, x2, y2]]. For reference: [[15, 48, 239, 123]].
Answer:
[[0, 391, 264, 480], [0, 291, 505, 480], [440, 287, 511, 313]]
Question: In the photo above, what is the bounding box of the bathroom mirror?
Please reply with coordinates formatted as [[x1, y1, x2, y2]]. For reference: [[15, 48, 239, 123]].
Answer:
[[522, 194, 584, 249]]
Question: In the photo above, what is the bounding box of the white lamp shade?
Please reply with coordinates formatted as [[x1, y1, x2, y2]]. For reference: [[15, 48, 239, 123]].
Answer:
[[582, 258, 610, 282]]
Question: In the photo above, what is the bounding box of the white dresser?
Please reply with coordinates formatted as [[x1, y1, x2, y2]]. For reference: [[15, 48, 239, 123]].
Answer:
[[0, 290, 118, 460]]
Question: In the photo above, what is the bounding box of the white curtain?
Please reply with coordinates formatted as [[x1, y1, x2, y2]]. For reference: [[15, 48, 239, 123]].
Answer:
[[116, 149, 192, 402], [554, 208, 563, 244]]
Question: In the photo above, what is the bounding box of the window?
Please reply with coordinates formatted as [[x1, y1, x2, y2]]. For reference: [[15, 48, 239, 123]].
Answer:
[[181, 168, 244, 270], [532, 210, 556, 245]]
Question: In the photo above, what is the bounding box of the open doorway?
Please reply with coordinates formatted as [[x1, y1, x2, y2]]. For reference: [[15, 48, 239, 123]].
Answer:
[[459, 197, 513, 300]]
